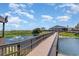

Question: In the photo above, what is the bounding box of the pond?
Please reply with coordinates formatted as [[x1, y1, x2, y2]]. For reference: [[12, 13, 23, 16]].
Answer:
[[0, 36, 34, 45], [58, 38, 79, 56]]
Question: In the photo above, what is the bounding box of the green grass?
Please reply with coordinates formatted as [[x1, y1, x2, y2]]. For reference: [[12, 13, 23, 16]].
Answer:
[[59, 32, 79, 38], [0, 30, 32, 38], [0, 30, 49, 38]]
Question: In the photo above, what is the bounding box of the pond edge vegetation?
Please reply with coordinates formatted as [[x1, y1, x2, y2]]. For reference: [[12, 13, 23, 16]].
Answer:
[[59, 32, 79, 38]]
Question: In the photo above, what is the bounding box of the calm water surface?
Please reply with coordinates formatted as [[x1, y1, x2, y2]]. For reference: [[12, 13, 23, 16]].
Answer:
[[0, 36, 34, 45], [58, 38, 79, 56]]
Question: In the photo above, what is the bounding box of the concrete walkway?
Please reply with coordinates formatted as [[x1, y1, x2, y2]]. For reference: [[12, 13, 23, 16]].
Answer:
[[27, 32, 58, 56]]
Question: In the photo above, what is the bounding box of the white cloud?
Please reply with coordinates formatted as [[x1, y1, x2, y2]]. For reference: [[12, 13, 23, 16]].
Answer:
[[17, 11, 34, 19], [1, 11, 11, 17], [26, 13, 34, 19], [0, 3, 35, 30], [57, 16, 70, 21], [59, 4, 79, 14], [47, 3, 79, 15], [1, 13, 22, 24], [26, 3, 33, 7], [18, 11, 34, 19], [19, 4, 26, 8], [9, 3, 19, 10], [8, 16, 22, 24], [9, 3, 26, 10], [9, 3, 35, 19], [58, 3, 74, 7], [30, 10, 35, 13], [41, 15, 53, 21], [0, 11, 30, 25], [4, 12, 11, 16], [70, 4, 79, 14], [8, 16, 28, 24], [47, 3, 56, 6], [5, 16, 29, 30]]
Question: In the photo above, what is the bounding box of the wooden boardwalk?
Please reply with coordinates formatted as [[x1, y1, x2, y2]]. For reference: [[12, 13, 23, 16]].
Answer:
[[27, 32, 58, 56], [0, 38, 4, 45]]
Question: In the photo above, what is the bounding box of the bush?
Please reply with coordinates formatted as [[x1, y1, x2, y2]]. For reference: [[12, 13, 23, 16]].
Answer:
[[32, 28, 42, 36]]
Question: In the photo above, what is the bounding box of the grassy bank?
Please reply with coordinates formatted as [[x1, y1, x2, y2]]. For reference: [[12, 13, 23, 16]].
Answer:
[[0, 30, 32, 38], [59, 32, 79, 38], [0, 30, 49, 38]]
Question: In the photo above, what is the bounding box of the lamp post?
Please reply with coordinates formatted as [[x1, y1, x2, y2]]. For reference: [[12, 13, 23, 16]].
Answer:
[[0, 16, 8, 38]]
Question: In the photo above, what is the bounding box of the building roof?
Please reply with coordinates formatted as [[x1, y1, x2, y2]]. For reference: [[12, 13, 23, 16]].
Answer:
[[49, 25, 67, 30], [53, 25, 66, 28]]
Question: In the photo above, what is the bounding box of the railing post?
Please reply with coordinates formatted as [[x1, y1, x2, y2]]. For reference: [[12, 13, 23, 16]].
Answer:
[[17, 44, 20, 56], [31, 39, 32, 51], [1, 48, 4, 56], [2, 22, 5, 37]]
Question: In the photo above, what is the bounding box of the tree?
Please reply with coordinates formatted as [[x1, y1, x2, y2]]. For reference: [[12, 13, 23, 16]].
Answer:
[[32, 28, 42, 36]]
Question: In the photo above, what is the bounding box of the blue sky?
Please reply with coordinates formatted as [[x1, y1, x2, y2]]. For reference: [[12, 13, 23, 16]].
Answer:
[[0, 3, 79, 30]]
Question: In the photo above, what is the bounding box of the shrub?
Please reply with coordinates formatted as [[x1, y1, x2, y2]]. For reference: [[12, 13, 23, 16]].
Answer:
[[32, 28, 42, 36]]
